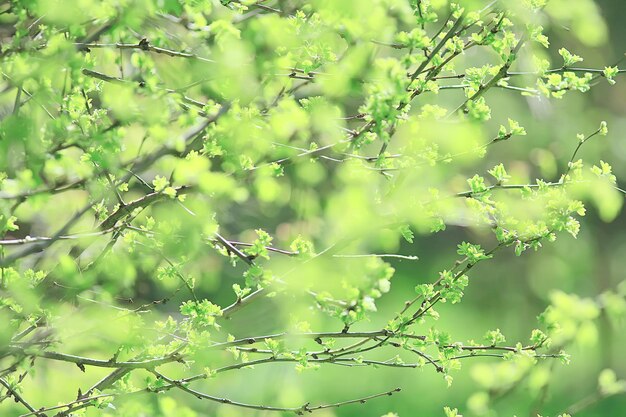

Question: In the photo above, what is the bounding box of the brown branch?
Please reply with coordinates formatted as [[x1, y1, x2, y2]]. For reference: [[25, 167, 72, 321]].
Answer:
[[0, 378, 42, 416], [99, 186, 189, 229], [0, 204, 93, 267], [152, 369, 399, 415], [10, 348, 183, 370], [76, 39, 213, 63]]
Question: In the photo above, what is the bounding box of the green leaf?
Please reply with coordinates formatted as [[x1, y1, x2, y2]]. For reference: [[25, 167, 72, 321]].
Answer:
[[487, 163, 511, 184], [399, 224, 415, 243], [153, 175, 169, 192], [467, 175, 488, 194], [484, 329, 506, 346], [603, 66, 619, 85], [558, 48, 583, 67]]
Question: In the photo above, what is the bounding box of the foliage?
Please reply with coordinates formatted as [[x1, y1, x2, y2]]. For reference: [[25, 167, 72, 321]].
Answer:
[[0, 0, 624, 416]]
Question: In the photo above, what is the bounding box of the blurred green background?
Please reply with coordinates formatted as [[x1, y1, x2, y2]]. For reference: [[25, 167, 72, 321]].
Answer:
[[360, 1, 626, 415], [1, 1, 625, 416], [204, 2, 626, 416]]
